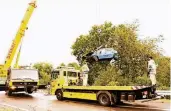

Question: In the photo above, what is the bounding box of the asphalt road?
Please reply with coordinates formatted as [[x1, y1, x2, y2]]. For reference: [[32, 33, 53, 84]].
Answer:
[[0, 91, 170, 111]]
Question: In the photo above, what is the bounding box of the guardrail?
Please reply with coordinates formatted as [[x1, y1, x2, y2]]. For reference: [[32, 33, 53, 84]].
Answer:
[[156, 90, 171, 99]]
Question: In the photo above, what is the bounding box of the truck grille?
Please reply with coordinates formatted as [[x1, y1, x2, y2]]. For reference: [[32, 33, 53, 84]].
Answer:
[[13, 82, 37, 86]]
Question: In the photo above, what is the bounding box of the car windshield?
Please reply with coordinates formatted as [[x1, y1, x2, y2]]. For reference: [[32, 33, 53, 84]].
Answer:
[[11, 69, 39, 80]]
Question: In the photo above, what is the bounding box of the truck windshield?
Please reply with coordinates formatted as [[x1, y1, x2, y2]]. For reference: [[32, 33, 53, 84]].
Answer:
[[11, 69, 39, 80], [68, 71, 77, 77], [51, 71, 60, 79]]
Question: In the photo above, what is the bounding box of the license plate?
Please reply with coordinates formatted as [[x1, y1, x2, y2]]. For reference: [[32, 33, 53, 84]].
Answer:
[[18, 86, 24, 88]]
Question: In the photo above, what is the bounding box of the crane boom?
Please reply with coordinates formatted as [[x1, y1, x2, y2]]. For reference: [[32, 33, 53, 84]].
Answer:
[[14, 42, 22, 68], [4, 0, 37, 69], [0, 0, 37, 85]]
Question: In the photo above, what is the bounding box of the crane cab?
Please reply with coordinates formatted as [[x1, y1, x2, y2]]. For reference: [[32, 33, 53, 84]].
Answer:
[[5, 68, 39, 96]]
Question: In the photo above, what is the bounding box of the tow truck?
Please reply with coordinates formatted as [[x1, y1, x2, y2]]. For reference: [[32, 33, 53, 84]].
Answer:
[[0, 0, 39, 94], [50, 66, 156, 106]]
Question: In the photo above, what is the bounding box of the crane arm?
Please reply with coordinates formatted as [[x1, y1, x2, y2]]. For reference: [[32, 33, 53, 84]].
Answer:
[[3, 0, 37, 69], [14, 42, 22, 68]]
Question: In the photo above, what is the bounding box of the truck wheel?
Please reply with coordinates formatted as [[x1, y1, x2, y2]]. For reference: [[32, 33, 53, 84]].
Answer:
[[27, 90, 33, 94], [98, 93, 110, 106], [6, 89, 12, 96], [56, 90, 63, 100]]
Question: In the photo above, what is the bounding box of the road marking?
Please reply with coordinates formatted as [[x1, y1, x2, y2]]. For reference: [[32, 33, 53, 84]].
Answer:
[[117, 105, 170, 111], [0, 103, 28, 111]]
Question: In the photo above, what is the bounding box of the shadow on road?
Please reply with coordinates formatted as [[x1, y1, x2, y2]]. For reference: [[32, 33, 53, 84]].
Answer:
[[50, 98, 162, 111], [6, 92, 34, 99]]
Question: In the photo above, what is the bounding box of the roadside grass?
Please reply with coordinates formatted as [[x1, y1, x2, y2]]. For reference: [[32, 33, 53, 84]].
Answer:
[[0, 106, 14, 111]]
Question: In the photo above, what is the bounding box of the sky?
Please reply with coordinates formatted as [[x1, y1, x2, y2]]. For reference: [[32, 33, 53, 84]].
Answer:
[[0, 0, 170, 67]]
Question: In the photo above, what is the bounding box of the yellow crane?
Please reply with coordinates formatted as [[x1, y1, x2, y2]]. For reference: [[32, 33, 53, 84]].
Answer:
[[0, 0, 37, 86], [13, 41, 22, 69]]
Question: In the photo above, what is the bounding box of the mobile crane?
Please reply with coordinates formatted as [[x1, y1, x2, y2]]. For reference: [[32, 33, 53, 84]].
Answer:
[[0, 0, 37, 91]]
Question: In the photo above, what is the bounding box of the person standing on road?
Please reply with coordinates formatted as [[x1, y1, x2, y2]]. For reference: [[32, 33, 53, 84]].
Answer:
[[47, 82, 51, 95], [147, 56, 157, 86]]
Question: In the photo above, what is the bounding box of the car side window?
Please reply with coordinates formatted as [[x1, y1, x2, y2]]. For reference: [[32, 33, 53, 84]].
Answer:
[[97, 50, 101, 55]]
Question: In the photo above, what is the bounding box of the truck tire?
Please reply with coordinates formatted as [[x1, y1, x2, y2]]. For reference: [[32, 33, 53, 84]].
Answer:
[[6, 89, 12, 96], [56, 90, 63, 100], [27, 89, 33, 94], [98, 93, 110, 106]]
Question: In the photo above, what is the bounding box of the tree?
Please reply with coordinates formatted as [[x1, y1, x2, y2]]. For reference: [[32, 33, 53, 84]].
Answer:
[[56, 63, 66, 69], [71, 21, 169, 88], [33, 62, 53, 85], [67, 62, 81, 70], [156, 57, 170, 89], [60, 63, 66, 66]]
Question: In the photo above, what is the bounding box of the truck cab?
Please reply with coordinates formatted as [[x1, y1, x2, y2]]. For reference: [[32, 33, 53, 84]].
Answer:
[[50, 67, 87, 95], [5, 68, 39, 96]]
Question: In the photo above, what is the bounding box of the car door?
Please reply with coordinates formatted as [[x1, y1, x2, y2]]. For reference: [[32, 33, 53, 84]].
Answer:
[[98, 48, 112, 59], [97, 49, 104, 59], [105, 48, 114, 59]]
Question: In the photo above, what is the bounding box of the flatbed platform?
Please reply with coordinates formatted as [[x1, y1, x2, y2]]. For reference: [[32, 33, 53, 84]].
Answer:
[[60, 85, 151, 91]]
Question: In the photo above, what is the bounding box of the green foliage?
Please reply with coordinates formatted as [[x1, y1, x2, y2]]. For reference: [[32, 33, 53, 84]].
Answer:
[[60, 63, 66, 66], [134, 75, 151, 86], [94, 66, 120, 86], [156, 57, 170, 87], [33, 62, 53, 85], [57, 62, 81, 70], [71, 21, 170, 88], [56, 63, 66, 68], [67, 62, 81, 70]]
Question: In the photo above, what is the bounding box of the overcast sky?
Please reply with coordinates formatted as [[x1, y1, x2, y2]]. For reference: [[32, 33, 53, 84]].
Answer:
[[0, 0, 170, 67]]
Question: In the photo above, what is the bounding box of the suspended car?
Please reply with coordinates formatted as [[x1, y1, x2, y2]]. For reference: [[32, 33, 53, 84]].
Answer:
[[85, 48, 118, 62]]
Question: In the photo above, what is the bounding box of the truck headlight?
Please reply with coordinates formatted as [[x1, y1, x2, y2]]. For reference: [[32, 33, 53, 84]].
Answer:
[[11, 86, 16, 90]]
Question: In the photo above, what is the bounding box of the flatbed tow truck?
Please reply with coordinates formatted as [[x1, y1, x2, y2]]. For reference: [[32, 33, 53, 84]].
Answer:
[[50, 66, 156, 106]]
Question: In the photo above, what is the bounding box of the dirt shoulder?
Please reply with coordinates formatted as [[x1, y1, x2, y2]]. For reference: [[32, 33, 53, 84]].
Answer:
[[0, 103, 28, 111]]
